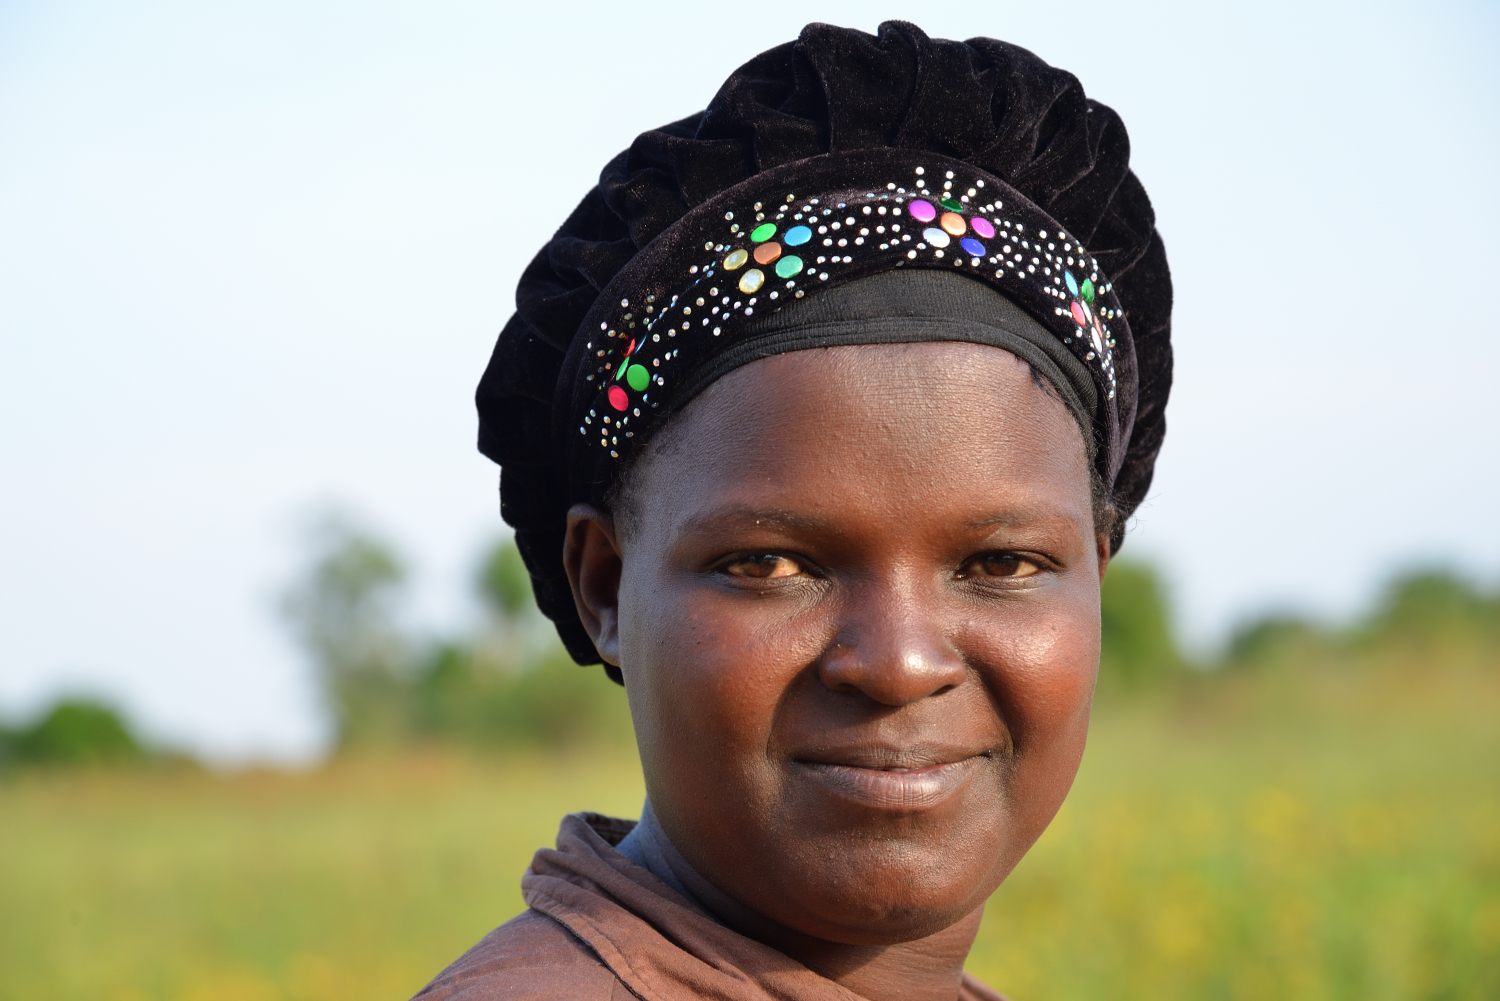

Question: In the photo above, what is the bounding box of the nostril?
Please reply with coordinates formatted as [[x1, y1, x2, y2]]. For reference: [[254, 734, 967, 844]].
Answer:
[[817, 637, 966, 706]]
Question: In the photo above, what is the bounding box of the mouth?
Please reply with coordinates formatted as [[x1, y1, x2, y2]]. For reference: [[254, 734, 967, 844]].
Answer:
[[792, 750, 987, 811]]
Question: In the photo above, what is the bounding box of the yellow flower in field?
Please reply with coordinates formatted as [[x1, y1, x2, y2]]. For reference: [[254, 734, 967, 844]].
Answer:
[[1474, 904, 1500, 950], [179, 969, 280, 1001], [1247, 786, 1303, 841]]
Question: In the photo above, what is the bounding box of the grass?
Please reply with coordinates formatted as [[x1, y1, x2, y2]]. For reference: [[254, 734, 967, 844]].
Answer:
[[0, 751, 646, 1001], [1, 659, 1495, 1000], [969, 660, 1500, 1000]]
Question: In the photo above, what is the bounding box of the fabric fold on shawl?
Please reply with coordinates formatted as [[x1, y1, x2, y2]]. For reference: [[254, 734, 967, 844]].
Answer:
[[615, 798, 708, 912], [412, 813, 1008, 1001]]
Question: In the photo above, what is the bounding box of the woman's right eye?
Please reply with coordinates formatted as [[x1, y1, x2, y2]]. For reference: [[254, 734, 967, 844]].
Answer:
[[723, 554, 801, 579]]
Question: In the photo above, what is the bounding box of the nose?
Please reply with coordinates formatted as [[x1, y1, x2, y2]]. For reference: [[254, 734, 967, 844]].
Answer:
[[816, 589, 967, 706]]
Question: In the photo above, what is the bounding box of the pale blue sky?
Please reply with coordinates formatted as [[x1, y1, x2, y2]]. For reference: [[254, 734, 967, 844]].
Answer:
[[2, 0, 1496, 760]]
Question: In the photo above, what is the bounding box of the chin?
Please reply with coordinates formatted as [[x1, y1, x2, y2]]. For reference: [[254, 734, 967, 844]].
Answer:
[[751, 835, 1008, 945]]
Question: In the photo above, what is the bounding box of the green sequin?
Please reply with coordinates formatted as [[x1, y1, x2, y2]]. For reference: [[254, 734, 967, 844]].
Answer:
[[625, 364, 650, 391], [1081, 278, 1095, 303], [939, 197, 963, 212], [750, 223, 777, 242]]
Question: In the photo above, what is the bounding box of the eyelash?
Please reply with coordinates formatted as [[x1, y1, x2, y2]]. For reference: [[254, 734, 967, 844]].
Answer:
[[719, 553, 810, 581], [955, 552, 1045, 581], [717, 551, 1049, 584]]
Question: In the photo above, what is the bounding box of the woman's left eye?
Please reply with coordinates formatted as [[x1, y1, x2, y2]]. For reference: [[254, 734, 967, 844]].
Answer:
[[723, 554, 802, 579], [959, 553, 1043, 579]]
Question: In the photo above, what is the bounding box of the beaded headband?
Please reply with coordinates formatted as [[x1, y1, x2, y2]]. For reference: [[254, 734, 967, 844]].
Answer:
[[559, 149, 1137, 491]]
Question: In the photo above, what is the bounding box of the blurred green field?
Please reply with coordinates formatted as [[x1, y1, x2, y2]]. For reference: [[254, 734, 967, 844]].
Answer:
[[0, 750, 647, 1001], [2, 652, 1496, 1001], [970, 659, 1500, 999]]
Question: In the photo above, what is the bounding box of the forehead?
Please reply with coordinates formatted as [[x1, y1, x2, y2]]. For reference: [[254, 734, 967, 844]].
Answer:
[[624, 342, 1093, 537]]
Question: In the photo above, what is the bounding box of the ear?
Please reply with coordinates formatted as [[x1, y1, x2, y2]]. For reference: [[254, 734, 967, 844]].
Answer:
[[563, 503, 625, 667], [1095, 532, 1112, 585]]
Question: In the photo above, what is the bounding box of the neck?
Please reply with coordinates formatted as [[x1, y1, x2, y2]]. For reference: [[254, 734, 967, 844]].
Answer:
[[749, 908, 984, 1001], [620, 800, 981, 1001]]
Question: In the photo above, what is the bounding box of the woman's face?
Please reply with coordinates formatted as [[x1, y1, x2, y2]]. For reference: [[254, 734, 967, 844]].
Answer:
[[565, 341, 1106, 946]]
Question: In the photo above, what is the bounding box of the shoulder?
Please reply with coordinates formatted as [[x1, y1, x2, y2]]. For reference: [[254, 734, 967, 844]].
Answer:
[[411, 908, 629, 1001]]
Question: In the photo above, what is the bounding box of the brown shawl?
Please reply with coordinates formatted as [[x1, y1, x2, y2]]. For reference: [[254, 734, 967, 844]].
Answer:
[[413, 813, 1008, 1001]]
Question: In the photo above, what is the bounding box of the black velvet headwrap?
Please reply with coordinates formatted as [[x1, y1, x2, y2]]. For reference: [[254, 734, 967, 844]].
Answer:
[[477, 21, 1173, 670]]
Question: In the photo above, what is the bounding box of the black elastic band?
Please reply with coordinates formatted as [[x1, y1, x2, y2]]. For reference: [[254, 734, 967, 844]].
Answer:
[[671, 268, 1097, 432]]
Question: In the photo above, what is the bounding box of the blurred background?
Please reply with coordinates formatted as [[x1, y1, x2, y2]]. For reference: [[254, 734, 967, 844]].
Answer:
[[1, 1, 1496, 999]]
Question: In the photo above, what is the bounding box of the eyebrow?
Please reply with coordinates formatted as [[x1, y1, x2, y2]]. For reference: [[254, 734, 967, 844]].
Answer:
[[965, 511, 1038, 530], [678, 504, 1082, 540], [677, 506, 837, 539], [964, 506, 1085, 532]]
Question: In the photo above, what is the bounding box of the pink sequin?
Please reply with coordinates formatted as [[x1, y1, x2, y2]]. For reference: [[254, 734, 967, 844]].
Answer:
[[970, 217, 995, 239], [607, 385, 629, 411], [1070, 301, 1086, 327], [908, 199, 937, 223]]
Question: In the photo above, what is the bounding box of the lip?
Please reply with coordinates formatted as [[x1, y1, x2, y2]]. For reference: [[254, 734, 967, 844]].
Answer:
[[792, 753, 985, 811]]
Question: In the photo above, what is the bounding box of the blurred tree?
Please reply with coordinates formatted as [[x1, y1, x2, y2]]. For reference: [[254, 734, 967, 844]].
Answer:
[[409, 536, 633, 748], [1098, 560, 1187, 696], [1357, 568, 1500, 658], [281, 515, 413, 746], [1, 700, 144, 766], [1224, 614, 1332, 670], [1367, 569, 1496, 633], [471, 536, 547, 672], [1221, 568, 1499, 675], [408, 641, 633, 749], [278, 527, 633, 751], [478, 537, 535, 619]]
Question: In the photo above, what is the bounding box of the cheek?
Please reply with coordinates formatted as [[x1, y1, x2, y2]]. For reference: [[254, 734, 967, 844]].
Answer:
[[989, 602, 1100, 728], [964, 588, 1099, 813], [616, 562, 828, 800], [953, 584, 1099, 758]]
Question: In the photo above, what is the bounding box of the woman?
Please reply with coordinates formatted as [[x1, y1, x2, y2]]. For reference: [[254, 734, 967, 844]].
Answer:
[[419, 21, 1172, 1001]]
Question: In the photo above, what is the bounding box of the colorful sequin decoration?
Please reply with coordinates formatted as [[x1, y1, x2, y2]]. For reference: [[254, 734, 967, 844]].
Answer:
[[575, 165, 1123, 460]]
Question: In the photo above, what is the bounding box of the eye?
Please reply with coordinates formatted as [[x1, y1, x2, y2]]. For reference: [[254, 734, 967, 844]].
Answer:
[[723, 554, 802, 579], [958, 553, 1043, 579]]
